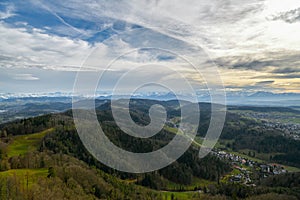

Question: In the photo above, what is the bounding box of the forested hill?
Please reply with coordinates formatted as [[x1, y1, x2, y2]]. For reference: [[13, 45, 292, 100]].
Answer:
[[1, 99, 300, 168], [0, 99, 300, 199]]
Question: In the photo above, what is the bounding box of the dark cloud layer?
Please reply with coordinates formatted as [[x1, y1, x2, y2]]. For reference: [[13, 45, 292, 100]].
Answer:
[[256, 80, 275, 85], [214, 52, 300, 73], [272, 67, 300, 74], [271, 8, 300, 23]]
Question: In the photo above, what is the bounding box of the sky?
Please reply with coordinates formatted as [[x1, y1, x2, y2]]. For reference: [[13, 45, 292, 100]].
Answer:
[[1, 0, 300, 94]]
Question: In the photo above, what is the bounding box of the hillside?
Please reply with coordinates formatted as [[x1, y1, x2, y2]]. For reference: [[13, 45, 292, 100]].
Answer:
[[0, 99, 300, 199]]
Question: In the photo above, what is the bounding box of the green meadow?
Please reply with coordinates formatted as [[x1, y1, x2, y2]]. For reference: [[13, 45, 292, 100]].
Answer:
[[0, 168, 48, 188], [7, 128, 54, 158]]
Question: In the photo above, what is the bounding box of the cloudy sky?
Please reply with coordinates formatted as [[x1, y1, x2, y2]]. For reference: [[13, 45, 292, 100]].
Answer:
[[1, 0, 300, 94]]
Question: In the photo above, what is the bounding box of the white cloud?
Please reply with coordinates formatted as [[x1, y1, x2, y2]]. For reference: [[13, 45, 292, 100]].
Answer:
[[1, 0, 300, 92], [30, 1, 300, 57], [13, 74, 39, 81], [0, 22, 93, 71], [0, 3, 15, 20]]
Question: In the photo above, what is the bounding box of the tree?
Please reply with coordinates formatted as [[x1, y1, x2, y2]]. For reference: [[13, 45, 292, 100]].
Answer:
[[171, 193, 175, 200], [47, 167, 56, 178], [1, 130, 7, 138]]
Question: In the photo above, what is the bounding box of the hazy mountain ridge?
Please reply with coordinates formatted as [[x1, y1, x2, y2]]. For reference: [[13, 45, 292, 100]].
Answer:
[[1, 91, 300, 106]]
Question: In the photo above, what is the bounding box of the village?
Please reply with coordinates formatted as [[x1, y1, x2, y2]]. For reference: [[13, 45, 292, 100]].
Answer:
[[211, 149, 287, 185], [234, 110, 300, 140], [263, 121, 300, 140], [166, 118, 292, 186]]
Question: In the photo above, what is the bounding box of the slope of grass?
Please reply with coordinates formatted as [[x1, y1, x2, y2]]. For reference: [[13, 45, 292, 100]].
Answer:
[[7, 128, 54, 157], [164, 125, 184, 135], [0, 168, 48, 188], [164, 126, 202, 147], [162, 191, 197, 200], [164, 176, 214, 191], [283, 165, 300, 173]]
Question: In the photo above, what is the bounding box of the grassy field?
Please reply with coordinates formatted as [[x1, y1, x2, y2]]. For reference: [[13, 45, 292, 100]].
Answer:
[[0, 168, 48, 188], [164, 125, 183, 135], [161, 191, 199, 200], [0, 168, 48, 178], [283, 165, 300, 172], [164, 126, 202, 147], [7, 128, 54, 158], [162, 192, 228, 200], [164, 176, 214, 191]]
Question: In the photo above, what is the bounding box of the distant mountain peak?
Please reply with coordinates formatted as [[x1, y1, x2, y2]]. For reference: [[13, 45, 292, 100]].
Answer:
[[249, 91, 275, 97]]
